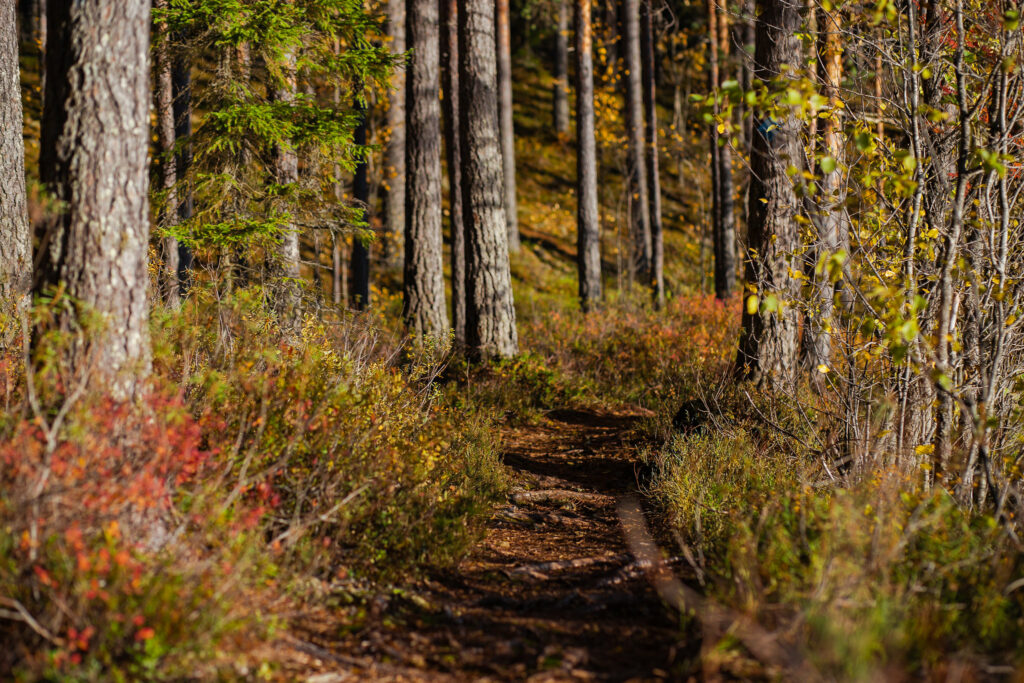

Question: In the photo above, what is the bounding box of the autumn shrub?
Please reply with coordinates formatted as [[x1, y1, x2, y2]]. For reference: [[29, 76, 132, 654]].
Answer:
[[0, 381, 264, 680], [510, 292, 740, 420], [653, 428, 1024, 678], [154, 290, 506, 580]]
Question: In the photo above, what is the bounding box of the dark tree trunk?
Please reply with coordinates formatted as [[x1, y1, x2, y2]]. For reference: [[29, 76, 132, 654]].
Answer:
[[403, 0, 449, 338], [460, 0, 518, 358], [269, 50, 302, 330], [172, 53, 194, 295], [604, 0, 619, 72], [735, 0, 802, 389], [38, 0, 152, 396], [575, 0, 602, 311], [640, 0, 664, 306], [709, 0, 736, 301], [351, 97, 371, 310], [1, 0, 30, 301], [154, 0, 179, 309], [622, 0, 651, 286], [441, 0, 466, 346], [384, 0, 406, 263], [552, 0, 570, 135], [496, 0, 520, 252]]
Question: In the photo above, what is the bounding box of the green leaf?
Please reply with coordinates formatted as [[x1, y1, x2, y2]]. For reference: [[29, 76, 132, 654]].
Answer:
[[819, 156, 837, 174]]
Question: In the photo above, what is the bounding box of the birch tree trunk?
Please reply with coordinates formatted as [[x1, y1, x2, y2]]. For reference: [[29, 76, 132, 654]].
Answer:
[[269, 50, 302, 331]]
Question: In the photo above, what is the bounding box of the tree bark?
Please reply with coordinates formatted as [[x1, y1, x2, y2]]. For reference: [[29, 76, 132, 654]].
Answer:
[[734, 0, 802, 389], [496, 0, 520, 252], [622, 0, 651, 287], [38, 0, 152, 396], [384, 0, 406, 264], [553, 0, 570, 135], [403, 0, 449, 338], [576, 0, 602, 311], [800, 4, 846, 372], [172, 52, 193, 295], [708, 0, 736, 301], [269, 50, 302, 331], [153, 0, 180, 309], [350, 95, 371, 310], [1, 0, 31, 301], [640, 0, 664, 306], [460, 0, 518, 358], [441, 0, 466, 346]]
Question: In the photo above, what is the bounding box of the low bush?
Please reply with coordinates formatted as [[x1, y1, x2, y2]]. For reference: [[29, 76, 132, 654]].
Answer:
[[653, 427, 1024, 678]]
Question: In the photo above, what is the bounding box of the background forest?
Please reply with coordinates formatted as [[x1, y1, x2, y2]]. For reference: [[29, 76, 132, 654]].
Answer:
[[2, 0, 1024, 679]]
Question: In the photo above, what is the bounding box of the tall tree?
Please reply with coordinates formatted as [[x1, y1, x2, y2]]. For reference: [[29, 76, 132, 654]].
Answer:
[[496, 0, 520, 252], [37, 0, 152, 395], [1, 0, 30, 301], [403, 0, 449, 338], [708, 0, 736, 301], [552, 0, 570, 135], [800, 3, 846, 372], [350, 95, 371, 310], [383, 0, 405, 262], [153, 0, 180, 308], [460, 0, 518, 358], [171, 51, 193, 296], [269, 49, 302, 330], [735, 0, 802, 388], [640, 0, 664, 306], [622, 0, 651, 286], [575, 0, 602, 311], [441, 0, 466, 345]]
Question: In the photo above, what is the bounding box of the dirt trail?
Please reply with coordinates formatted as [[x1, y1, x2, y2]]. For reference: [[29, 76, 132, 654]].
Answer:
[[283, 409, 686, 681]]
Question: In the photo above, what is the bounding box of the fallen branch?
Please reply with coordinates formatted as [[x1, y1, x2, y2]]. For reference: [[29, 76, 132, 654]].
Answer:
[[617, 496, 822, 681], [508, 553, 630, 579], [511, 489, 610, 506]]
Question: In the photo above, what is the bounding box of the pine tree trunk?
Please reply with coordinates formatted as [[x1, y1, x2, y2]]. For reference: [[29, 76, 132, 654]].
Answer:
[[800, 5, 845, 372], [1, 0, 30, 301], [172, 52, 193, 295], [441, 0, 466, 346], [496, 0, 520, 252], [735, 0, 802, 389], [351, 96, 371, 310], [154, 0, 179, 309], [384, 0, 406, 263], [576, 0, 602, 311], [622, 0, 651, 286], [552, 0, 570, 135], [713, 0, 736, 301], [269, 50, 302, 330], [460, 0, 518, 358], [38, 0, 152, 396], [640, 0, 664, 306], [404, 0, 449, 338], [708, 0, 736, 301]]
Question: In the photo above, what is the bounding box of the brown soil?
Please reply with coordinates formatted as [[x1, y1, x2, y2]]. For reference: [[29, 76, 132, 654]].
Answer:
[[277, 408, 690, 681]]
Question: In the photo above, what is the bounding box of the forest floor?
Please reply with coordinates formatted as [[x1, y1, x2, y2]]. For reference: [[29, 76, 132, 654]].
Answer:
[[272, 408, 690, 681]]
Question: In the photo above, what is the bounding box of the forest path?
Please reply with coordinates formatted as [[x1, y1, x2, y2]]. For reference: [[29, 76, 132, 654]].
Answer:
[[282, 408, 686, 682]]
